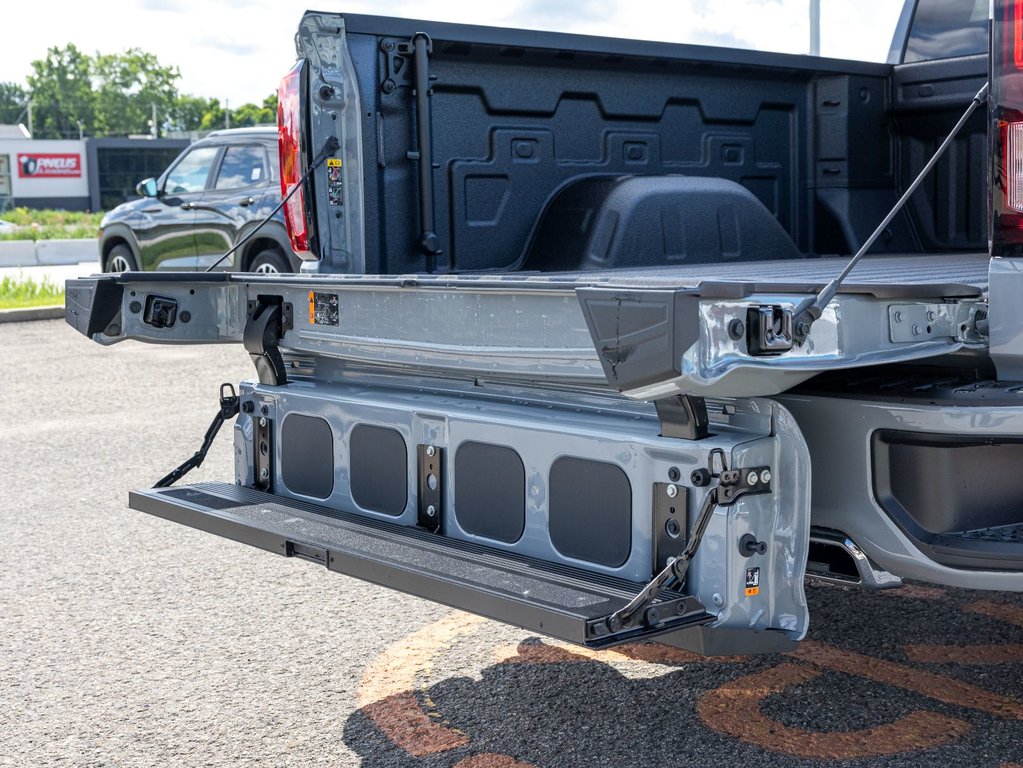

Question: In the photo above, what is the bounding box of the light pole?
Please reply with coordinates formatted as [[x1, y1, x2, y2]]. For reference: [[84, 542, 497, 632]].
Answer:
[[810, 0, 821, 56]]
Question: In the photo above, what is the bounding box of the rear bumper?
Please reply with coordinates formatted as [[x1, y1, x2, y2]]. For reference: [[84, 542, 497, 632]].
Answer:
[[778, 378, 1023, 591]]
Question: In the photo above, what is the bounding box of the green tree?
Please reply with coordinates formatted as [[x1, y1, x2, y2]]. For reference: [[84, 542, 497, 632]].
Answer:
[[22, 43, 269, 138], [263, 92, 278, 116], [169, 94, 215, 133], [0, 82, 28, 126], [92, 49, 180, 137], [198, 100, 228, 132], [26, 44, 95, 139], [231, 100, 275, 128]]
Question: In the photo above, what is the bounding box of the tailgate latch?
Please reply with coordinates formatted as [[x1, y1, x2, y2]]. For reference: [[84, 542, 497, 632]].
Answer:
[[747, 305, 794, 355]]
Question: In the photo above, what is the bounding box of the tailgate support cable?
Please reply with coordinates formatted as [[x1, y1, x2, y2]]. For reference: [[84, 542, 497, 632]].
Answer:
[[792, 81, 990, 342], [154, 384, 240, 488]]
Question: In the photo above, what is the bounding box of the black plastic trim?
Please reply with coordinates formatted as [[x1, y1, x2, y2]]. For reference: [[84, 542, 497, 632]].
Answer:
[[65, 277, 123, 337], [577, 287, 701, 392], [872, 430, 1023, 571]]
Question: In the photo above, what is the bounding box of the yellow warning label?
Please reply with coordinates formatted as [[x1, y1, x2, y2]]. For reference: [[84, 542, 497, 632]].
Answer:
[[308, 291, 315, 324], [326, 158, 343, 167], [745, 587, 760, 597]]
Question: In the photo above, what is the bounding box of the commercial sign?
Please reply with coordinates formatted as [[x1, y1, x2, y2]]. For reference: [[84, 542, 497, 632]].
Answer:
[[17, 153, 82, 178]]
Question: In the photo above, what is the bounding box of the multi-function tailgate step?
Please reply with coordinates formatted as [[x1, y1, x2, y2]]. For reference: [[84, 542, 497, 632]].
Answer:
[[130, 482, 713, 648]]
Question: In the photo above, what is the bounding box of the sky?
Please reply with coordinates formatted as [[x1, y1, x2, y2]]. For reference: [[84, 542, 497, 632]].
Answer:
[[2, 0, 906, 108]]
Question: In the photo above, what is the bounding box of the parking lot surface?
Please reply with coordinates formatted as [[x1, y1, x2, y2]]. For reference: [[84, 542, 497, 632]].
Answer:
[[3, 319, 1023, 767]]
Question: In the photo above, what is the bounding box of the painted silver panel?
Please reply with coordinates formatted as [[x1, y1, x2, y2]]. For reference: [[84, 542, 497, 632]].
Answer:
[[92, 273, 985, 399], [233, 380, 811, 639]]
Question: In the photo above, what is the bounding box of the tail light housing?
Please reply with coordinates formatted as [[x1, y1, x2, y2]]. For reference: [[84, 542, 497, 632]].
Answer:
[[993, 0, 1023, 254], [278, 60, 313, 257]]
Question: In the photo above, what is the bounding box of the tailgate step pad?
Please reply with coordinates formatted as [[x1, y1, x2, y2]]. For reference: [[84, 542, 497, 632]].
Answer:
[[130, 482, 713, 648]]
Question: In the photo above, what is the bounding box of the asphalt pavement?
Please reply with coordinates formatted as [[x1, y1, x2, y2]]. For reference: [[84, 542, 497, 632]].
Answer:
[[3, 319, 1023, 768]]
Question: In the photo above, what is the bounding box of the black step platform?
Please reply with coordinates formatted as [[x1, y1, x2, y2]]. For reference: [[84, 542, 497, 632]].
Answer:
[[129, 482, 713, 648]]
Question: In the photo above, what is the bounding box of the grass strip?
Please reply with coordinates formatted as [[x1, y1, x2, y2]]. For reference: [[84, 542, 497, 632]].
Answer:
[[0, 275, 65, 310]]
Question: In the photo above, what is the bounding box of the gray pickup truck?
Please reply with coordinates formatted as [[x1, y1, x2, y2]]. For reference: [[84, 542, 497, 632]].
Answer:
[[67, 0, 1022, 655]]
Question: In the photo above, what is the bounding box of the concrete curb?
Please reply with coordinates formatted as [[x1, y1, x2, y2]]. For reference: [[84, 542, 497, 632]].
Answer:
[[0, 306, 65, 324], [0, 239, 96, 268]]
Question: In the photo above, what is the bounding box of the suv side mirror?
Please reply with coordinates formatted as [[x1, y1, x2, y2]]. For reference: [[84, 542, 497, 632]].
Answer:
[[136, 178, 159, 198]]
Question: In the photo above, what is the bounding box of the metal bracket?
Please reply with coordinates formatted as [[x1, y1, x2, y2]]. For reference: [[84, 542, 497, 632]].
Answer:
[[595, 457, 774, 643], [717, 465, 772, 505], [417, 444, 443, 532], [243, 300, 289, 386], [652, 482, 688, 571], [655, 395, 709, 440], [585, 595, 711, 647], [888, 303, 961, 343], [254, 413, 273, 492]]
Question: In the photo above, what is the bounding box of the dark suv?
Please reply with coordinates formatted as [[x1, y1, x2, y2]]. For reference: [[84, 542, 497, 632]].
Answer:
[[98, 127, 299, 273]]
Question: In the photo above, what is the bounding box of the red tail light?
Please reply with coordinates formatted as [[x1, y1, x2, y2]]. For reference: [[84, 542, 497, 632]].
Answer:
[[278, 61, 311, 256], [992, 1, 1023, 252]]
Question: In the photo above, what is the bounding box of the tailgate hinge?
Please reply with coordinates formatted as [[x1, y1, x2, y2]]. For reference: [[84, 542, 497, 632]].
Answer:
[[655, 395, 709, 440], [244, 298, 292, 386]]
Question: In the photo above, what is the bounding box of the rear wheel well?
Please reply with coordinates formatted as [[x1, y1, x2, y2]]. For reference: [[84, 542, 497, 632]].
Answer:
[[102, 237, 132, 268], [242, 237, 290, 271]]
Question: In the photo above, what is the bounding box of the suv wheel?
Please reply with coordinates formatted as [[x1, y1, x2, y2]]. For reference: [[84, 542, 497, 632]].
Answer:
[[105, 244, 138, 273], [249, 249, 290, 274]]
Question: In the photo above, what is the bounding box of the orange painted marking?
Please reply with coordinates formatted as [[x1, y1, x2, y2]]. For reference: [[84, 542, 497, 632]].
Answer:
[[615, 642, 747, 665], [697, 662, 972, 759], [362, 692, 468, 757], [967, 600, 1023, 629], [494, 639, 745, 667], [790, 641, 1023, 720], [496, 640, 598, 665], [454, 754, 537, 768], [358, 611, 485, 757], [904, 644, 1023, 665], [880, 584, 947, 601]]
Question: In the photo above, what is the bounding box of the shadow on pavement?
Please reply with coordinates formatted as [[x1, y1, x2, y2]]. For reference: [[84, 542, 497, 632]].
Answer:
[[343, 582, 1023, 768]]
